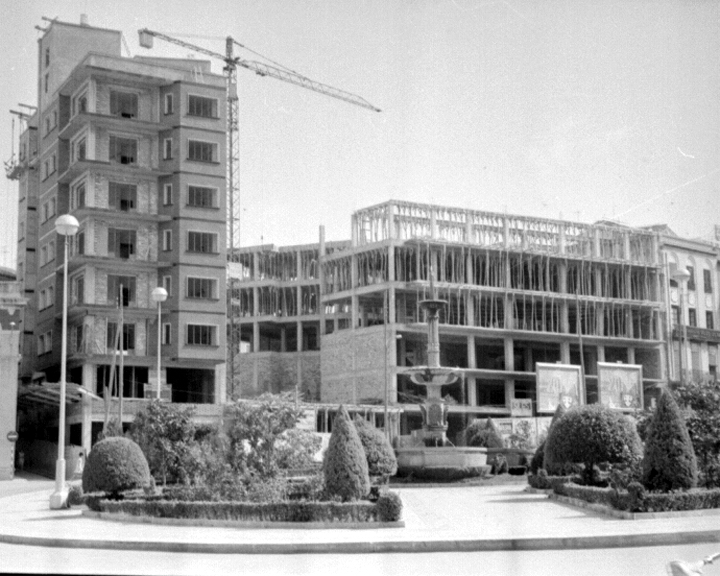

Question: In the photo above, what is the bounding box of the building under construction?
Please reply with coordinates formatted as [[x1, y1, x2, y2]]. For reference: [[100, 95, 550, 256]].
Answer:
[[230, 200, 668, 438]]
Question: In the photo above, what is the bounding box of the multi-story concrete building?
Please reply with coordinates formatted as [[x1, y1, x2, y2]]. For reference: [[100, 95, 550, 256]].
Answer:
[[231, 200, 669, 440], [7, 17, 227, 454]]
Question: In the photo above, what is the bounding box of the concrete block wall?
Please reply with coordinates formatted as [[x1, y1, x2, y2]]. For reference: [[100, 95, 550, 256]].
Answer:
[[235, 352, 321, 400]]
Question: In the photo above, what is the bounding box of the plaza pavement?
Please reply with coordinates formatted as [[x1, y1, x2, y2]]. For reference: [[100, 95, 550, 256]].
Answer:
[[1, 473, 719, 554]]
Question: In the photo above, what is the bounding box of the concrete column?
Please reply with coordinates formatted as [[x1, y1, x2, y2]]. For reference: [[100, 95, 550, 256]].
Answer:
[[504, 337, 515, 371], [504, 379, 515, 408], [504, 295, 514, 330], [253, 321, 260, 353], [467, 335, 477, 406], [319, 226, 326, 336], [81, 363, 94, 452], [597, 345, 606, 363], [297, 320, 302, 351], [627, 347, 636, 365], [280, 326, 287, 352], [561, 341, 571, 364], [388, 243, 396, 325], [214, 362, 226, 404]]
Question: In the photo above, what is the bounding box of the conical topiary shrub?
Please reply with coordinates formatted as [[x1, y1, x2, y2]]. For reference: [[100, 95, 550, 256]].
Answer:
[[534, 402, 568, 474], [353, 416, 397, 481], [642, 389, 698, 491], [323, 406, 370, 501]]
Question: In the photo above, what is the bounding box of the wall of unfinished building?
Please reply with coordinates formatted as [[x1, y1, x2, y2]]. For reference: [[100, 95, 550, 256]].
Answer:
[[320, 326, 394, 404], [234, 351, 321, 401]]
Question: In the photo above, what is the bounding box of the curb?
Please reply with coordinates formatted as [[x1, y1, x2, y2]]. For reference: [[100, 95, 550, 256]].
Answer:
[[2, 529, 720, 554]]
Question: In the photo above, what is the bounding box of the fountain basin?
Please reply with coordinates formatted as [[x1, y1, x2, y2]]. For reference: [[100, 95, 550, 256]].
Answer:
[[395, 446, 488, 476]]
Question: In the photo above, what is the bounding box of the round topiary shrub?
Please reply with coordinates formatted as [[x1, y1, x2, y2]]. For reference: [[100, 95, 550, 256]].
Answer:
[[642, 389, 698, 491], [353, 416, 398, 481], [463, 418, 505, 449], [82, 437, 151, 498], [323, 406, 370, 502], [544, 404, 642, 485], [375, 491, 403, 522]]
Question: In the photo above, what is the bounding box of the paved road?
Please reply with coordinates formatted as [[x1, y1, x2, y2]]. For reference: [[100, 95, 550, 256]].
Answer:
[[0, 472, 53, 499], [2, 542, 720, 576]]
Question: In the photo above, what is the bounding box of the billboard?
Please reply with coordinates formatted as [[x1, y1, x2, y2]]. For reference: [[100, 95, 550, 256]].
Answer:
[[597, 362, 643, 411], [536, 363, 583, 414]]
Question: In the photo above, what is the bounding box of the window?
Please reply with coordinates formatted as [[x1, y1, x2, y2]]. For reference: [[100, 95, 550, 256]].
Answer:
[[689, 308, 697, 327], [163, 183, 173, 205], [73, 90, 88, 116], [187, 231, 217, 253], [707, 311, 715, 330], [107, 322, 135, 351], [72, 136, 86, 163], [162, 322, 171, 345], [163, 138, 172, 160], [162, 229, 172, 251], [72, 230, 85, 256], [73, 324, 84, 354], [186, 324, 216, 346], [42, 240, 55, 266], [45, 117, 51, 135], [45, 47, 50, 67], [40, 245, 48, 267], [42, 197, 56, 222], [108, 228, 137, 259], [44, 73, 49, 94], [671, 306, 680, 327], [186, 277, 217, 299], [162, 275, 172, 296], [687, 266, 696, 291], [704, 269, 713, 293], [18, 222, 25, 240], [51, 154, 56, 174], [188, 95, 218, 118], [108, 275, 136, 306], [164, 93, 174, 115], [109, 182, 137, 211], [47, 285, 54, 306], [39, 289, 46, 310], [188, 185, 217, 208], [71, 180, 86, 209], [38, 331, 52, 355], [72, 275, 84, 305], [110, 91, 138, 119], [109, 136, 137, 165], [188, 140, 217, 163]]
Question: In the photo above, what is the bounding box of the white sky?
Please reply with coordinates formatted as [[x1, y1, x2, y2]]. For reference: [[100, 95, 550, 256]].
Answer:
[[1, 0, 719, 270]]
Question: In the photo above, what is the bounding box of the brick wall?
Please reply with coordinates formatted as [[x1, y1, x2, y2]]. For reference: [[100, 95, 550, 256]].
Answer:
[[234, 351, 320, 401]]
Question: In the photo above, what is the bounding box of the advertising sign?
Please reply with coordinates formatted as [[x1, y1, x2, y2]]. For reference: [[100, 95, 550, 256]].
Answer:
[[536, 363, 583, 414], [510, 399, 533, 417], [597, 362, 643, 411]]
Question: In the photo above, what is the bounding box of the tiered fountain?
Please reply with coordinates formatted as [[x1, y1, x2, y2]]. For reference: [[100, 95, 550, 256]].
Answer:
[[395, 278, 488, 476]]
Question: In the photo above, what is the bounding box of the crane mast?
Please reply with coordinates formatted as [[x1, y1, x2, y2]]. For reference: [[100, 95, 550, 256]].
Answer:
[[138, 27, 380, 399]]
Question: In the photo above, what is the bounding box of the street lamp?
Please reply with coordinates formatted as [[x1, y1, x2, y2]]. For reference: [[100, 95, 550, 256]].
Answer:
[[50, 214, 79, 510], [672, 267, 691, 383], [151, 287, 168, 400]]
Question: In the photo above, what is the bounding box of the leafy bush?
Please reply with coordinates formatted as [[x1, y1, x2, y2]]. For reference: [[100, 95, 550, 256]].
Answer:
[[275, 428, 322, 472], [673, 380, 720, 488], [375, 492, 403, 522], [530, 441, 545, 475], [642, 389, 698, 491], [323, 406, 370, 502], [67, 483, 84, 506], [397, 466, 489, 482], [463, 418, 504, 449], [353, 416, 398, 480], [226, 392, 305, 479], [82, 437, 151, 498], [527, 470, 576, 490], [128, 400, 197, 485], [544, 405, 642, 485]]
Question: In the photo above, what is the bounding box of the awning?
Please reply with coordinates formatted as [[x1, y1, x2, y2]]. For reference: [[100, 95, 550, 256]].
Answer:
[[17, 382, 101, 408]]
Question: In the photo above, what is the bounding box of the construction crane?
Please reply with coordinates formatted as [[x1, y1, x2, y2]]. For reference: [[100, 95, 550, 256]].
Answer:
[[137, 28, 380, 398]]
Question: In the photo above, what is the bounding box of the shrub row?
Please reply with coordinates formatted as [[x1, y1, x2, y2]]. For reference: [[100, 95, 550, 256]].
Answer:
[[398, 466, 489, 482], [526, 473, 576, 491], [554, 482, 720, 513], [96, 493, 402, 523]]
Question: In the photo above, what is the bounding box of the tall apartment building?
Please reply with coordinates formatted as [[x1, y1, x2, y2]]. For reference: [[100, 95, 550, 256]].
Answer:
[[8, 18, 227, 452], [231, 200, 668, 438]]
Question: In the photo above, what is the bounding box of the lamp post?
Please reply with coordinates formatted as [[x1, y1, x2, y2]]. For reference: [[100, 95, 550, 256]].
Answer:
[[50, 214, 79, 510], [672, 267, 691, 383], [151, 287, 168, 400]]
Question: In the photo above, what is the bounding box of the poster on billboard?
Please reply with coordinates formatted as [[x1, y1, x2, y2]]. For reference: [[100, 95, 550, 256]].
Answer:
[[536, 363, 583, 414], [597, 362, 643, 411]]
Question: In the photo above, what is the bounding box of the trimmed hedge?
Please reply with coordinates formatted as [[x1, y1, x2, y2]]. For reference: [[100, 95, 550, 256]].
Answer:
[[642, 389, 698, 491], [82, 437, 151, 497], [323, 406, 370, 502], [544, 405, 642, 483], [353, 416, 398, 480], [97, 495, 402, 523], [554, 482, 720, 514], [527, 472, 576, 490], [398, 466, 489, 482]]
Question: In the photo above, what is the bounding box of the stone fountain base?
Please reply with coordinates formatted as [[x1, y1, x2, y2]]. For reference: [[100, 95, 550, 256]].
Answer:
[[395, 446, 488, 478]]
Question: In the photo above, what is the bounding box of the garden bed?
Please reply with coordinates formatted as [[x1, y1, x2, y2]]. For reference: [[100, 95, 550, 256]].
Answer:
[[551, 482, 720, 519]]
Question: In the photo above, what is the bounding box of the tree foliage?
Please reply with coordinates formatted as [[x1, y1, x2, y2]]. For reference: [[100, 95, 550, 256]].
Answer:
[[531, 403, 568, 474], [463, 418, 505, 449], [128, 400, 197, 485], [353, 416, 398, 480], [672, 380, 720, 488], [642, 389, 698, 491], [323, 406, 370, 502], [274, 428, 323, 471], [226, 392, 305, 479], [82, 437, 151, 497], [544, 405, 642, 484]]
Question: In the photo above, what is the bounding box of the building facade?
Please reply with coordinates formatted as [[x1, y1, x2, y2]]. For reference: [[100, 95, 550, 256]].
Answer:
[[7, 18, 227, 453]]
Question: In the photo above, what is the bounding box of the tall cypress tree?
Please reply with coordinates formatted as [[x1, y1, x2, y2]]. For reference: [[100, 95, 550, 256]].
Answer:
[[642, 389, 698, 491], [323, 406, 370, 501]]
